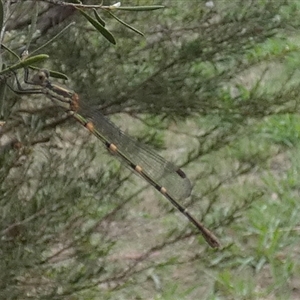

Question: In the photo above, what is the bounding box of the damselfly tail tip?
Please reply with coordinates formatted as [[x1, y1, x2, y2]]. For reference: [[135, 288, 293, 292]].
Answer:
[[176, 168, 187, 178], [207, 236, 221, 248]]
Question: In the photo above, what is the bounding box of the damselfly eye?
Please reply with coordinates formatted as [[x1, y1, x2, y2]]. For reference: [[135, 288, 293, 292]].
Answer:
[[35, 73, 45, 83], [41, 70, 50, 79], [32, 71, 48, 85]]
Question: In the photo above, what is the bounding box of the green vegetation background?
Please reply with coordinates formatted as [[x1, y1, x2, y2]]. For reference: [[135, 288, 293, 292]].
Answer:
[[1, 1, 300, 299]]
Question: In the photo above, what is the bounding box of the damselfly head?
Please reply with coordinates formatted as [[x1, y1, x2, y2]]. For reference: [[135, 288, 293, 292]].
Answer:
[[31, 70, 50, 86]]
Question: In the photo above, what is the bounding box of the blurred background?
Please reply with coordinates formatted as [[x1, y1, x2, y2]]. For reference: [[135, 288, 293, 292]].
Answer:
[[1, 1, 300, 299]]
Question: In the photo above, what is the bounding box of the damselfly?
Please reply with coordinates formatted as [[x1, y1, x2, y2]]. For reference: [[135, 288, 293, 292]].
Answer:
[[10, 68, 220, 248]]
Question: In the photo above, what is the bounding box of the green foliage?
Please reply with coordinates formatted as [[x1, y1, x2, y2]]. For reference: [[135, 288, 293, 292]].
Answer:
[[78, 8, 116, 45], [1, 0, 300, 299], [0, 54, 49, 76], [77, 2, 164, 44], [260, 114, 300, 147]]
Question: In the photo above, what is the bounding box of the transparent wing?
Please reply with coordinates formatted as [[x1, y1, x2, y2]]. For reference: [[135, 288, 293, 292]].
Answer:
[[79, 107, 192, 201]]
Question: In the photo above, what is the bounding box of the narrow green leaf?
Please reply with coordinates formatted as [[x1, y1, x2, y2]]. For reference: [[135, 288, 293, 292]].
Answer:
[[18, 54, 49, 68], [0, 1, 3, 34], [0, 80, 6, 117], [112, 5, 165, 11], [1, 44, 20, 59], [0, 54, 49, 75], [28, 66, 69, 81], [93, 9, 106, 27], [30, 22, 75, 56], [26, 1, 38, 50], [108, 11, 144, 37], [48, 70, 69, 80], [0, 62, 7, 118], [78, 9, 116, 45]]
